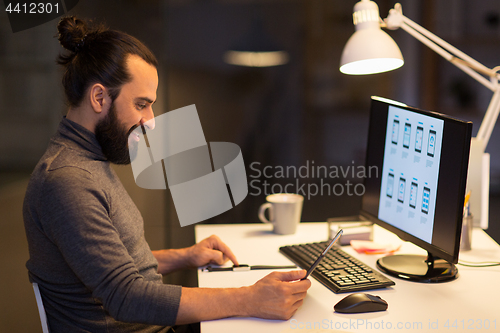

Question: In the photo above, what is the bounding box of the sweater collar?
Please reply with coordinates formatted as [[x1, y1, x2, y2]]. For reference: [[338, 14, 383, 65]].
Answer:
[[55, 117, 107, 161]]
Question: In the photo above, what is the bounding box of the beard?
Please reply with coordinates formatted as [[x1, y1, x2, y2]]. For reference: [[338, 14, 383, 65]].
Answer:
[[95, 102, 139, 165]]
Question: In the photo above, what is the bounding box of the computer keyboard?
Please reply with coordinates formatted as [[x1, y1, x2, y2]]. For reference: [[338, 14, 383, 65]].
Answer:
[[279, 241, 395, 293]]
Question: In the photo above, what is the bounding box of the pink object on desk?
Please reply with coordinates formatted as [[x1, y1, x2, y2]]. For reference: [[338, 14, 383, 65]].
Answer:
[[351, 240, 402, 254]]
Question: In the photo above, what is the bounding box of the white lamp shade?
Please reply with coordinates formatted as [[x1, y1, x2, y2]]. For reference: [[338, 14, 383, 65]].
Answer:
[[340, 28, 404, 75]]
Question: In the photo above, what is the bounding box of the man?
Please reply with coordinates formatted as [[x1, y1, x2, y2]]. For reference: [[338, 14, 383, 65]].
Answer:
[[23, 16, 311, 332]]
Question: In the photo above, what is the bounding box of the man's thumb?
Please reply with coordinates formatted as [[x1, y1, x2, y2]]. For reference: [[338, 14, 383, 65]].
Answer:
[[277, 269, 307, 282]]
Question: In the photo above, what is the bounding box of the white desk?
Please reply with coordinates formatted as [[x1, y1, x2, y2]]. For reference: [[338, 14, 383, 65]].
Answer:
[[196, 223, 500, 332]]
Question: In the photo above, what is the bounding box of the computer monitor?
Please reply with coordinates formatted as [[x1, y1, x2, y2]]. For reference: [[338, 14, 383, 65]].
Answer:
[[361, 96, 472, 282]]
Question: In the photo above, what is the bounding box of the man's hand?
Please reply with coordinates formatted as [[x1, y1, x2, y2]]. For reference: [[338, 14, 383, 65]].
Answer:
[[152, 235, 238, 274], [185, 235, 239, 268], [175, 269, 311, 324], [243, 270, 311, 320]]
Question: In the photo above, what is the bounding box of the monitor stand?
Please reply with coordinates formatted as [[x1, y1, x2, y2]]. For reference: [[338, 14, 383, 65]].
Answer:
[[376, 252, 458, 283]]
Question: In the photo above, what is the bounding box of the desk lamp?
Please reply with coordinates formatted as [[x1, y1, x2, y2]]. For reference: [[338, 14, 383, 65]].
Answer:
[[340, 0, 500, 229]]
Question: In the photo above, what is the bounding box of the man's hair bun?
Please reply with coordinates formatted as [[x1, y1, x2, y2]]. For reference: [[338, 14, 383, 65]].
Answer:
[[57, 16, 88, 53]]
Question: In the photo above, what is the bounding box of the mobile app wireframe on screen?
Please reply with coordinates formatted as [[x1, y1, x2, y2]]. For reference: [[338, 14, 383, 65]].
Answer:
[[378, 106, 444, 243]]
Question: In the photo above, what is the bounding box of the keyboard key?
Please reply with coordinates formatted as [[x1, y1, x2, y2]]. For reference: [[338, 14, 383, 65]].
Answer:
[[338, 281, 355, 286]]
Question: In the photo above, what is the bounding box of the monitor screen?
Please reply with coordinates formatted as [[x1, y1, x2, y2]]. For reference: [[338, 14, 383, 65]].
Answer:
[[361, 97, 472, 282]]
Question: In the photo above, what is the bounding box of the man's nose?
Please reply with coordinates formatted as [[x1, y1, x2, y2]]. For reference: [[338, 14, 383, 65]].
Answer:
[[141, 113, 155, 131]]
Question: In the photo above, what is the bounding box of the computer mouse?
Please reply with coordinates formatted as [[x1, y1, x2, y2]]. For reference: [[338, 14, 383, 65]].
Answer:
[[334, 293, 388, 314]]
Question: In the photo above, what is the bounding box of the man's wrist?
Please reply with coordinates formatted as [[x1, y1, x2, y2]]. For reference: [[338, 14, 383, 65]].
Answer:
[[153, 248, 192, 274], [235, 286, 252, 317], [177, 286, 252, 324], [183, 245, 198, 268]]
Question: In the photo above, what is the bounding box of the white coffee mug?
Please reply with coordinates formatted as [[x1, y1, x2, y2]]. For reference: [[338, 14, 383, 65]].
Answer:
[[258, 193, 304, 235]]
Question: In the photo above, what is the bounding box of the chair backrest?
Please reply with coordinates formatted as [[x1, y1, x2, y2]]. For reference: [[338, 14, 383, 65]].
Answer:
[[32, 282, 50, 333]]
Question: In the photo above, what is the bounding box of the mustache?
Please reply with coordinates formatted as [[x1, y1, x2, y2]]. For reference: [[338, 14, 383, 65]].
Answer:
[[127, 123, 140, 137]]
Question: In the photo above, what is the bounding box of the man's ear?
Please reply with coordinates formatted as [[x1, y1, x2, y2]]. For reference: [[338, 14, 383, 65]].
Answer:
[[89, 83, 111, 115]]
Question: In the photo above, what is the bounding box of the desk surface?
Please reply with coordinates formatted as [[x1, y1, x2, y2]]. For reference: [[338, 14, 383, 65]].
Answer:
[[196, 223, 500, 333]]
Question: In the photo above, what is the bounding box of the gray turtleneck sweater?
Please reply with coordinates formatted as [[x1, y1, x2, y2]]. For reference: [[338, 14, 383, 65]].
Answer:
[[23, 118, 181, 332]]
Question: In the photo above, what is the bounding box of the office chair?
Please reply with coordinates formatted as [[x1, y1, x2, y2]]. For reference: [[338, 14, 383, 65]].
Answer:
[[32, 282, 49, 333]]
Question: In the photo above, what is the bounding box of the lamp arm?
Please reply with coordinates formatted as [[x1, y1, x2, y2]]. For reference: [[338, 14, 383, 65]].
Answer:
[[385, 7, 497, 92], [399, 18, 500, 147], [477, 87, 500, 146], [400, 14, 495, 78], [398, 20, 496, 92], [385, 3, 500, 148]]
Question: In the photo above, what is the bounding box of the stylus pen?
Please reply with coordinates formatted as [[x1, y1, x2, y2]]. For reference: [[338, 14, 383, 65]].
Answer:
[[203, 265, 297, 272], [301, 229, 343, 280]]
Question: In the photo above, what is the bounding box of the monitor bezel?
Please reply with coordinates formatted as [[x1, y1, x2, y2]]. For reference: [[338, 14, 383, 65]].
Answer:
[[360, 97, 472, 264]]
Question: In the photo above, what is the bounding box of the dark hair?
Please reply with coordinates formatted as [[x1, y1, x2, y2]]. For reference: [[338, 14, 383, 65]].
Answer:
[[56, 16, 158, 108]]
